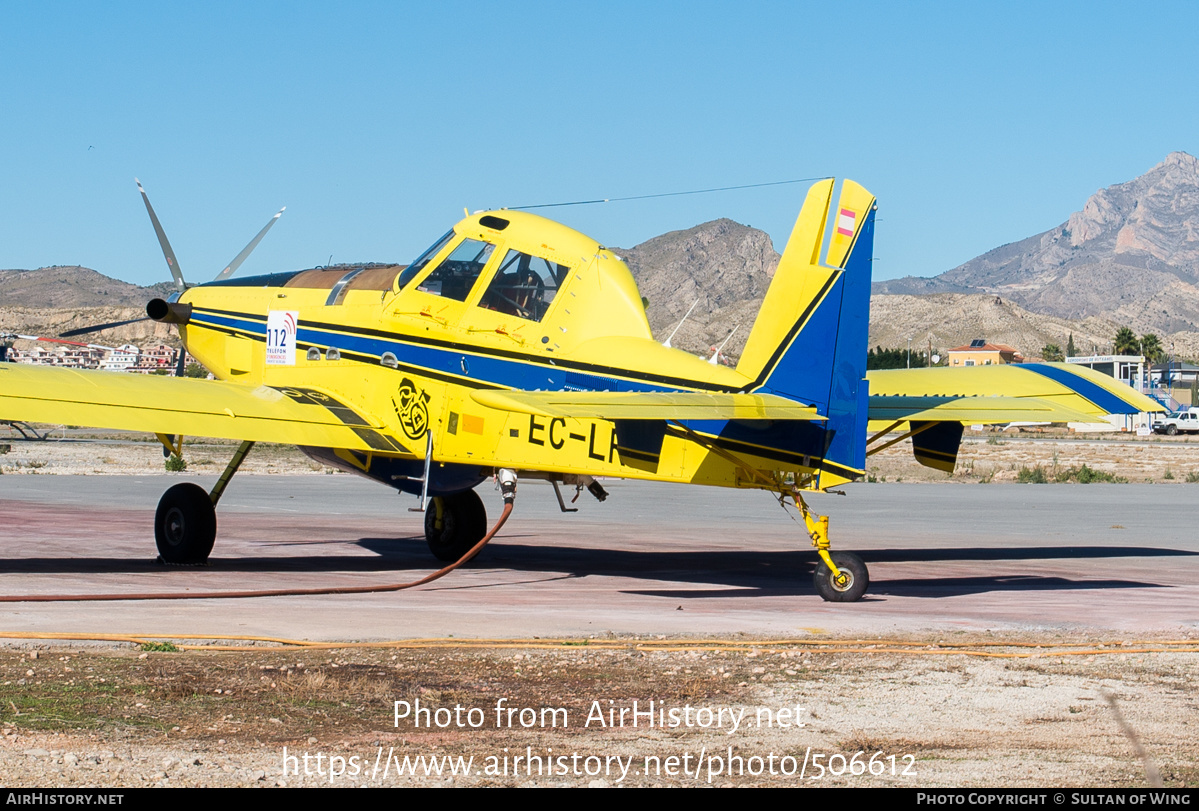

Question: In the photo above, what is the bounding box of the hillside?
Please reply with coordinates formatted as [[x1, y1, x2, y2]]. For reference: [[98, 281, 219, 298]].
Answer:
[[617, 218, 778, 358], [0, 266, 174, 308], [875, 152, 1199, 337]]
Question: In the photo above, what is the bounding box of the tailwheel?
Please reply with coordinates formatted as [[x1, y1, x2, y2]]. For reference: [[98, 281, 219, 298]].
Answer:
[[814, 551, 869, 602], [425, 489, 488, 562], [155, 482, 216, 564]]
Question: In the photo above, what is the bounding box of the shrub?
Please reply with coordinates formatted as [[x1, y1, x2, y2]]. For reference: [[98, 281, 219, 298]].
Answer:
[[1072, 464, 1126, 484], [140, 642, 179, 652], [1017, 465, 1048, 483]]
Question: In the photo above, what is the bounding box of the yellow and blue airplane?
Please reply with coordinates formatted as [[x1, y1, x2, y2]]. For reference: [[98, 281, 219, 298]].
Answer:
[[0, 178, 1161, 601]]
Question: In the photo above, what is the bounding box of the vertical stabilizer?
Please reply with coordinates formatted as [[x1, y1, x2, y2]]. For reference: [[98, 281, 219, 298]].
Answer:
[[736, 179, 876, 482]]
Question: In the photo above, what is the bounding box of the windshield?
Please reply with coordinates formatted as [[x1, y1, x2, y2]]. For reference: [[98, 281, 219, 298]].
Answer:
[[416, 238, 496, 302], [397, 230, 454, 289]]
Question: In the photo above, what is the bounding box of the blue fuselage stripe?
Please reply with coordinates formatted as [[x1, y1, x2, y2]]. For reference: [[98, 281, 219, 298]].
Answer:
[[189, 311, 847, 468]]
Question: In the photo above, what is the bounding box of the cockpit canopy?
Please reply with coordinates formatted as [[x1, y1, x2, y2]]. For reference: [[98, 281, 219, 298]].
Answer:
[[393, 210, 651, 347]]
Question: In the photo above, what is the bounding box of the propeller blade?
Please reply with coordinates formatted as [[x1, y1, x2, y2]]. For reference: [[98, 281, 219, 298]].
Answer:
[[8, 334, 117, 351], [214, 206, 285, 281], [59, 316, 151, 338], [135, 178, 187, 292], [175, 346, 188, 377]]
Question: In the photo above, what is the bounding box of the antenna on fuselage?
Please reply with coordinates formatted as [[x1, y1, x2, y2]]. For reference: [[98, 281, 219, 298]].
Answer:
[[708, 325, 740, 365], [662, 299, 700, 349]]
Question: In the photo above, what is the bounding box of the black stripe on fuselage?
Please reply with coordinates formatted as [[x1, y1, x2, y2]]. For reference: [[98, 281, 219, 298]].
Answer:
[[667, 425, 860, 480], [190, 306, 736, 393]]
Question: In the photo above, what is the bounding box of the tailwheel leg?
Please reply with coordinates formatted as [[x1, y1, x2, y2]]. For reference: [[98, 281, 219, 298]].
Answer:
[[154, 440, 253, 564], [794, 491, 869, 602]]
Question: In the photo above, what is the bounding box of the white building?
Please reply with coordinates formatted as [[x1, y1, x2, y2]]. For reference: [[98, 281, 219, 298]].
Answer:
[[100, 344, 141, 372]]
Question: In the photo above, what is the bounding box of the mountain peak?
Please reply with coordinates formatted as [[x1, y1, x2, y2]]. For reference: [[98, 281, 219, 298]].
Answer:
[[1064, 151, 1199, 265], [1161, 150, 1199, 172]]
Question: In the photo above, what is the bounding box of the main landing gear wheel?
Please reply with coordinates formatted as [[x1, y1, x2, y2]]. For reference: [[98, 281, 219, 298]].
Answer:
[[155, 483, 216, 564], [814, 551, 869, 602], [425, 489, 488, 562]]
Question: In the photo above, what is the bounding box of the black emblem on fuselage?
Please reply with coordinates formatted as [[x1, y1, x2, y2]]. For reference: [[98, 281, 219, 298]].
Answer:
[[393, 378, 431, 440]]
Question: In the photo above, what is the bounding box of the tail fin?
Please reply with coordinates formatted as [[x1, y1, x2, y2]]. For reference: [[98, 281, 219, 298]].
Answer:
[[736, 179, 876, 482]]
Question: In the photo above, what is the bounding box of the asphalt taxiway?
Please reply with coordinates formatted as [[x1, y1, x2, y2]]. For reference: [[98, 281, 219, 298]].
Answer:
[[1, 475, 1196, 640]]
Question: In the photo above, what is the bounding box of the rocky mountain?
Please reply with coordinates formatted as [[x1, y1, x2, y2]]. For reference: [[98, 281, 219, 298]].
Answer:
[[617, 218, 779, 358], [875, 152, 1199, 336], [1, 305, 182, 348], [866, 293, 1199, 360], [0, 266, 174, 309], [0, 267, 179, 351]]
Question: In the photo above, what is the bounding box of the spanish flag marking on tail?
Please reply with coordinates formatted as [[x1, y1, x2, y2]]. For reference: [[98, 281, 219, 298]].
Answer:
[[823, 183, 874, 269], [836, 208, 857, 237]]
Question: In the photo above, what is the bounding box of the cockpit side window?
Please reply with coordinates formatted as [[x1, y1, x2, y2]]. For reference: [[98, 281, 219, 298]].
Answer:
[[397, 230, 454, 289], [417, 238, 496, 302], [478, 249, 570, 323]]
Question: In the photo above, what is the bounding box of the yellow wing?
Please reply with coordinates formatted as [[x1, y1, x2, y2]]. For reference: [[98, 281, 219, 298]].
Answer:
[[470, 389, 825, 421], [0, 364, 403, 452]]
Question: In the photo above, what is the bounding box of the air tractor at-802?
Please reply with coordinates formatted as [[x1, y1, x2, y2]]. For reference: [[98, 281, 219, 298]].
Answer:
[[0, 178, 1161, 601]]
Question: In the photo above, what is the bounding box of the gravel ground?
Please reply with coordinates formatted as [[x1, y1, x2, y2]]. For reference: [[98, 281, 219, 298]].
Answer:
[[0, 640, 1196, 788], [2, 427, 1197, 788]]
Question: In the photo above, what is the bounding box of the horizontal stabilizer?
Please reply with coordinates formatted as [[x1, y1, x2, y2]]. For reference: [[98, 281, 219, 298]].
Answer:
[[868, 395, 1098, 425], [471, 390, 825, 421], [868, 363, 1164, 420]]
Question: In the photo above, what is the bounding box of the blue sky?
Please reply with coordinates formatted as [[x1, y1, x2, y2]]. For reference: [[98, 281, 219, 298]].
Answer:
[[2, 1, 1197, 287]]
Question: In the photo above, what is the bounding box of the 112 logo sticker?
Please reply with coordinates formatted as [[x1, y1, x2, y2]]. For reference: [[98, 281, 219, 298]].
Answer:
[[266, 310, 299, 366]]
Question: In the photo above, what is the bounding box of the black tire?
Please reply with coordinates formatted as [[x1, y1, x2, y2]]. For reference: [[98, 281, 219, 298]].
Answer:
[[1167, 424, 1178, 436], [425, 489, 488, 562], [813, 551, 869, 602], [155, 483, 216, 564]]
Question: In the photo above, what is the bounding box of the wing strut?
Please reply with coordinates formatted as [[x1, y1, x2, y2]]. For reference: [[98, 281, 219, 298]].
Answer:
[[865, 422, 938, 457]]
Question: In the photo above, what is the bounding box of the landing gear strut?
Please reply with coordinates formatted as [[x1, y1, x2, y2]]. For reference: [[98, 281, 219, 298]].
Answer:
[[154, 439, 254, 564], [793, 490, 870, 602]]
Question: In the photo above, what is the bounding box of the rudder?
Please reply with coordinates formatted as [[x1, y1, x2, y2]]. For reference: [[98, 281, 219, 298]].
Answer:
[[736, 179, 876, 483]]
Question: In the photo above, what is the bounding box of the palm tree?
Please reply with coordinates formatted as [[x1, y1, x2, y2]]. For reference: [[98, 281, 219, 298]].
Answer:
[[1041, 344, 1064, 362], [1114, 327, 1139, 355], [1139, 333, 1164, 364]]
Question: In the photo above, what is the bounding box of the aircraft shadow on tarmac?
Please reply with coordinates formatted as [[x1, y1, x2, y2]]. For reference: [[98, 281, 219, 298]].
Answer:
[[3, 537, 1193, 599]]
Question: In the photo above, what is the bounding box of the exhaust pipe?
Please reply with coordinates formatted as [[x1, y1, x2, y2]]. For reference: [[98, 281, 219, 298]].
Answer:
[[147, 299, 192, 325]]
